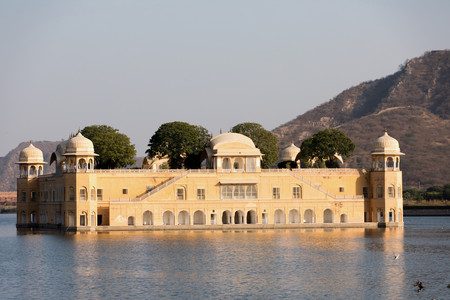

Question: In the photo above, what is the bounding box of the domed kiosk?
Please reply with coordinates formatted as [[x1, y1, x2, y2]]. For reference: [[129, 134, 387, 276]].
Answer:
[[371, 130, 404, 171], [204, 132, 263, 172], [58, 131, 97, 173], [16, 142, 46, 178]]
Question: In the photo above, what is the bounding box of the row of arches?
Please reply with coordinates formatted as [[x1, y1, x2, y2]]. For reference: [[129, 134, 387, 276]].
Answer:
[[222, 157, 257, 172], [19, 165, 43, 178], [129, 208, 349, 226], [372, 156, 400, 171], [63, 158, 95, 173]]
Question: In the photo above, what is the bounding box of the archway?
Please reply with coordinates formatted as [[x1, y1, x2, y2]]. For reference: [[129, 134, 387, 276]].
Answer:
[[143, 210, 153, 225], [288, 209, 300, 223], [21, 211, 26, 224], [91, 212, 96, 226], [304, 209, 315, 223], [262, 212, 268, 224], [246, 210, 257, 224], [234, 210, 244, 224], [340, 214, 348, 223], [193, 210, 205, 225], [80, 212, 87, 226], [163, 211, 175, 225], [233, 158, 244, 172], [222, 158, 231, 171], [323, 209, 333, 223], [178, 210, 190, 225], [222, 210, 232, 224], [274, 209, 286, 224]]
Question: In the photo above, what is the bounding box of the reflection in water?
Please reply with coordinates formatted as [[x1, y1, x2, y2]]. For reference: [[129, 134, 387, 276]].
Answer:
[[1, 215, 449, 299]]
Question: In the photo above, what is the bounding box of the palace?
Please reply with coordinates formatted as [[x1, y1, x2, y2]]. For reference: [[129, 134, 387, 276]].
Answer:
[[16, 131, 404, 230]]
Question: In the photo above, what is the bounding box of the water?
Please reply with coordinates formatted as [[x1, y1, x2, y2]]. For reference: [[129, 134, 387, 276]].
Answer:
[[0, 215, 449, 299]]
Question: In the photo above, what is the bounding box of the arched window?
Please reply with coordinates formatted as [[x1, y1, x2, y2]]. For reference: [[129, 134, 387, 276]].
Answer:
[[323, 209, 333, 223], [222, 210, 232, 224], [79, 187, 87, 201], [143, 211, 153, 225], [193, 210, 205, 225], [246, 210, 257, 224], [78, 159, 87, 170], [178, 210, 190, 225], [395, 157, 400, 169], [233, 158, 244, 172], [90, 212, 96, 226], [88, 159, 94, 170], [388, 185, 395, 198], [80, 212, 87, 226], [176, 187, 185, 200], [90, 187, 95, 200], [340, 214, 348, 223], [69, 187, 75, 201], [274, 209, 286, 224], [222, 158, 231, 172], [128, 216, 135, 226], [30, 166, 36, 175], [293, 186, 302, 199], [38, 166, 43, 176], [387, 157, 394, 168], [234, 210, 244, 224], [304, 209, 315, 223], [163, 211, 175, 225], [288, 209, 300, 223]]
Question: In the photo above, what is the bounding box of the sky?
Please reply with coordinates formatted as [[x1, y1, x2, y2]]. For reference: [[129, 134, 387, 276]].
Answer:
[[1, 0, 449, 157]]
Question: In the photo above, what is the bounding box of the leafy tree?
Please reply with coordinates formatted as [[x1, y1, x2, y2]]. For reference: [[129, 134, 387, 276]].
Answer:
[[81, 125, 136, 169], [300, 129, 355, 168], [146, 121, 211, 169], [231, 122, 279, 168]]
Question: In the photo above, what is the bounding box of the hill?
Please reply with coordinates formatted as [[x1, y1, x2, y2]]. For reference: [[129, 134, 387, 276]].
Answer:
[[273, 50, 450, 188]]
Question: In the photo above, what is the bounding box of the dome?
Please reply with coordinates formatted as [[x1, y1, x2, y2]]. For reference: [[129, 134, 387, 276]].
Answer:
[[280, 143, 300, 161], [209, 133, 256, 150], [372, 131, 404, 155], [64, 131, 97, 156], [18, 142, 45, 164]]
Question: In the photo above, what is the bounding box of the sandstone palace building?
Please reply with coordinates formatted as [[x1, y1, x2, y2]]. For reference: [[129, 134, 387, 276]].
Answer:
[[16, 131, 404, 231]]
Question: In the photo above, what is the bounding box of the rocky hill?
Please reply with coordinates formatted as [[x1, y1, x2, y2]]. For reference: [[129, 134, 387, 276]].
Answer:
[[273, 50, 450, 188]]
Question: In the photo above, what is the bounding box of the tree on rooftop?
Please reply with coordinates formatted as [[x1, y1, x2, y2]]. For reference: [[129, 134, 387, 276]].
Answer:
[[146, 121, 211, 169], [300, 129, 355, 168], [81, 125, 136, 169], [231, 122, 279, 168]]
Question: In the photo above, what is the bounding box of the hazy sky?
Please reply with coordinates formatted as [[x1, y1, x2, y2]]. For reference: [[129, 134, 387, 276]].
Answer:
[[1, 0, 449, 156]]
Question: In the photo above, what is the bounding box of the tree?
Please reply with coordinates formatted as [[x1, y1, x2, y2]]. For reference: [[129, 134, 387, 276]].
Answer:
[[231, 122, 279, 168], [300, 129, 355, 168], [146, 122, 211, 169], [81, 125, 137, 169]]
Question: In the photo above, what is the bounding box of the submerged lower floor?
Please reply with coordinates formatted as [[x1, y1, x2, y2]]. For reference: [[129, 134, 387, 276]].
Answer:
[[17, 199, 404, 231]]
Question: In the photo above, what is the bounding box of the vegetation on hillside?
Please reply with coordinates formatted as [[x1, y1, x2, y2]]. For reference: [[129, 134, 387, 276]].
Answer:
[[403, 184, 450, 201]]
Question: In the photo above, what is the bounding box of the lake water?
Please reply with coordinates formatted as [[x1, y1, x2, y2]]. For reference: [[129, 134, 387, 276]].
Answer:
[[0, 215, 449, 299]]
